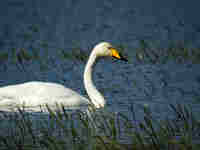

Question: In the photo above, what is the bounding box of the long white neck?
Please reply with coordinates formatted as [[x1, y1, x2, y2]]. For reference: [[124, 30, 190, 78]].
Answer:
[[83, 51, 105, 108]]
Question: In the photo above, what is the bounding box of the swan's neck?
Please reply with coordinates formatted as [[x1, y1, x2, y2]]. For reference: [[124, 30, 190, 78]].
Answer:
[[84, 52, 105, 108]]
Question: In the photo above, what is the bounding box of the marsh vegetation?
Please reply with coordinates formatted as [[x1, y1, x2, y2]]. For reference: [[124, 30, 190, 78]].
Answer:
[[0, 25, 200, 149]]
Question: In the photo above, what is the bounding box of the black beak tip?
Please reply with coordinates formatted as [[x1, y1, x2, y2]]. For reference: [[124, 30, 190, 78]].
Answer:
[[119, 53, 128, 62], [120, 56, 128, 62], [113, 53, 128, 62]]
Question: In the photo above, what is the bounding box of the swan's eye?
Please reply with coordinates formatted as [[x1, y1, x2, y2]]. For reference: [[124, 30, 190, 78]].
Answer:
[[108, 46, 113, 50]]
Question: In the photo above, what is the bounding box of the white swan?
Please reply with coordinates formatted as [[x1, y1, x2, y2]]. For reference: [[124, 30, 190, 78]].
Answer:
[[0, 42, 127, 111]]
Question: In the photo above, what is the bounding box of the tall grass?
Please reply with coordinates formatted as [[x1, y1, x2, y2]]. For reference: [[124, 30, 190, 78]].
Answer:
[[0, 103, 199, 150]]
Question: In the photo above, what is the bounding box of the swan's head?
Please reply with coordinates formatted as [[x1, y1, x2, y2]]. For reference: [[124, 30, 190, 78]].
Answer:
[[93, 42, 128, 61]]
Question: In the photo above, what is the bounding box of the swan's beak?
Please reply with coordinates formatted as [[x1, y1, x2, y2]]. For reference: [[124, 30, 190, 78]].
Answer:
[[111, 48, 128, 62]]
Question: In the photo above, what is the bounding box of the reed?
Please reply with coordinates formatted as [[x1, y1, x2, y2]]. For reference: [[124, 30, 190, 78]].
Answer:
[[0, 103, 199, 150]]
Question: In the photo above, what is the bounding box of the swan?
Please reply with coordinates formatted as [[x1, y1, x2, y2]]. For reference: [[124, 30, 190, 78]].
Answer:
[[0, 42, 127, 111]]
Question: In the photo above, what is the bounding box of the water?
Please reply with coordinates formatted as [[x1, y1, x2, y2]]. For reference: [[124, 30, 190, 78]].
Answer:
[[0, 62, 200, 120], [0, 0, 200, 145]]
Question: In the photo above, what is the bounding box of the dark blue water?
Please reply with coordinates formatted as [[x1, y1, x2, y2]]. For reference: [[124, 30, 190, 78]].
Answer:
[[0, 0, 200, 123]]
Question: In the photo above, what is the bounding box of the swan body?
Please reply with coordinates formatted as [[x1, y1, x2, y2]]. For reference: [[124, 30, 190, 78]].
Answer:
[[0, 42, 127, 110], [0, 81, 89, 107]]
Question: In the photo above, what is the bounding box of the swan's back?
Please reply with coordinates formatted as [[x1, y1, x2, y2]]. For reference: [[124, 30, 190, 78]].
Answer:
[[0, 81, 89, 107]]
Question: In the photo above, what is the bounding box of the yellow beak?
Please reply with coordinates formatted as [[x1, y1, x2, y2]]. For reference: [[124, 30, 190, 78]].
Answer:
[[111, 48, 121, 59], [110, 48, 128, 62]]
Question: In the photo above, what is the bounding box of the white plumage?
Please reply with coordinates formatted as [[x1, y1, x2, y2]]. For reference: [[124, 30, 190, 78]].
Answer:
[[0, 81, 88, 107]]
